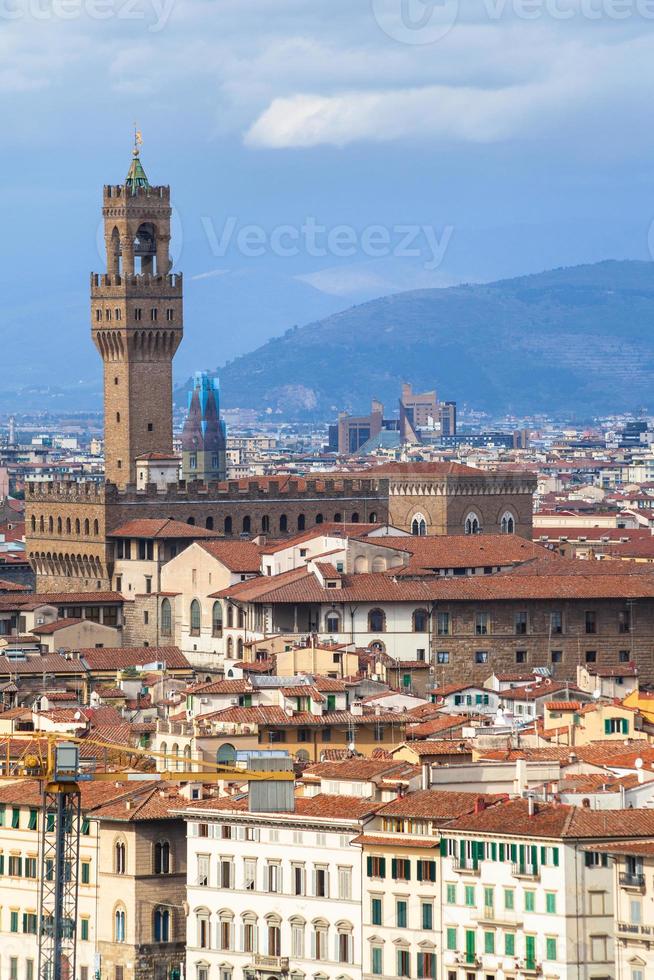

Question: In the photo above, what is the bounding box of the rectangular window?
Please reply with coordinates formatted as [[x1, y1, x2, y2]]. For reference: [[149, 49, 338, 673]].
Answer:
[[220, 858, 234, 889], [10, 910, 18, 932], [417, 952, 436, 979], [515, 611, 528, 634], [197, 854, 209, 887], [421, 901, 433, 931], [465, 884, 476, 907], [475, 651, 488, 664], [505, 933, 515, 956], [28, 809, 38, 831], [475, 612, 489, 635], [546, 891, 556, 914], [396, 900, 407, 928], [484, 886, 494, 909], [446, 927, 457, 950], [8, 856, 22, 877], [484, 931, 495, 954], [338, 866, 352, 899], [25, 857, 37, 878], [314, 866, 328, 897], [266, 862, 281, 893], [81, 860, 90, 884], [437, 611, 450, 635], [367, 855, 386, 878], [371, 897, 382, 926], [397, 949, 410, 978], [372, 947, 383, 976], [293, 863, 305, 896], [524, 890, 535, 912], [81, 918, 90, 941], [585, 610, 597, 634], [244, 858, 256, 890], [550, 610, 563, 633], [504, 888, 515, 910], [436, 650, 449, 664], [446, 882, 457, 904], [546, 936, 557, 960], [10, 959, 18, 980], [11, 808, 19, 829], [417, 859, 436, 882], [392, 857, 411, 881]]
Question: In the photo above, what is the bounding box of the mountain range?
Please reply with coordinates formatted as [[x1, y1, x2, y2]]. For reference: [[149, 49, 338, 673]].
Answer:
[[181, 259, 654, 418]]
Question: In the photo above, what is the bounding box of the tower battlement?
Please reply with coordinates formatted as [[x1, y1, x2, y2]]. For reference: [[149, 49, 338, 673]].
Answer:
[[103, 183, 170, 202], [90, 272, 183, 296], [26, 480, 107, 503]]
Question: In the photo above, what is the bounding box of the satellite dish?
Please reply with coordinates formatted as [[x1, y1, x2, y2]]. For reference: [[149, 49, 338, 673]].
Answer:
[[74, 710, 81, 720], [635, 758, 643, 769], [593, 689, 601, 700], [348, 742, 355, 753]]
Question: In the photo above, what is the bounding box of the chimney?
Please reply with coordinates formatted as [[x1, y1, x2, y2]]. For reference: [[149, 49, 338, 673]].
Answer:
[[421, 762, 430, 791], [474, 796, 486, 814], [527, 796, 537, 817]]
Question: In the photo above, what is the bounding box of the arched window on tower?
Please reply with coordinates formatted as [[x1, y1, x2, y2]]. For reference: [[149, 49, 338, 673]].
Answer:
[[190, 600, 201, 636], [297, 514, 306, 531], [500, 511, 515, 534], [161, 598, 172, 636], [205, 516, 214, 531], [242, 516, 251, 535], [411, 514, 427, 536], [464, 513, 481, 535], [224, 516, 233, 535], [279, 514, 288, 533]]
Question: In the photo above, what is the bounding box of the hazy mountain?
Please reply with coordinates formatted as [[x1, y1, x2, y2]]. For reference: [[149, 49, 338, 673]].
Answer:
[[192, 260, 654, 418]]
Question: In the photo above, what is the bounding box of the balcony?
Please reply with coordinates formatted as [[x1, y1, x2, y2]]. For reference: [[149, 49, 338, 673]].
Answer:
[[512, 862, 540, 880], [516, 960, 542, 976], [252, 955, 289, 973], [478, 906, 523, 928], [620, 872, 645, 890], [452, 856, 480, 875]]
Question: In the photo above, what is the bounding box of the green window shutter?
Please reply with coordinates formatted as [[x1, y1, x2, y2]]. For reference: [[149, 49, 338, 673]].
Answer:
[[367, 856, 373, 877], [11, 808, 19, 829], [505, 933, 515, 956], [622, 718, 628, 734], [404, 859, 411, 880], [417, 861, 423, 881], [429, 860, 436, 882], [46, 813, 55, 833], [604, 719, 611, 735], [553, 847, 559, 866], [446, 927, 457, 951], [491, 842, 497, 861], [0, 853, 3, 875], [546, 937, 557, 960], [530, 845, 538, 868], [510, 844, 517, 862], [526, 935, 536, 968], [391, 858, 397, 879], [519, 844, 525, 866], [10, 910, 18, 932], [465, 929, 476, 961], [417, 953, 424, 978], [380, 857, 386, 877], [81, 817, 90, 835], [546, 892, 556, 914], [28, 809, 38, 831], [81, 919, 89, 941], [22, 912, 28, 933], [499, 843, 505, 861], [0, 804, 5, 826], [484, 931, 494, 954], [540, 846, 547, 865], [460, 839, 466, 862]]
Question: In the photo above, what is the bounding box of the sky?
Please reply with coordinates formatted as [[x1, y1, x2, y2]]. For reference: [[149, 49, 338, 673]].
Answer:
[[2, 0, 654, 403]]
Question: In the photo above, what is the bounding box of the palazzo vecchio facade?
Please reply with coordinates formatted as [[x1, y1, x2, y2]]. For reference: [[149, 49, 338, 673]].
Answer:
[[25, 152, 536, 593]]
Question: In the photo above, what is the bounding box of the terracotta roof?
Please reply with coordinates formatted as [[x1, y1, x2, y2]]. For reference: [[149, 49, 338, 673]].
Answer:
[[197, 704, 409, 729], [378, 789, 499, 819], [586, 662, 638, 677], [109, 518, 219, 540], [407, 715, 469, 738], [200, 539, 264, 572], [0, 654, 86, 676], [81, 646, 190, 671], [280, 686, 326, 702], [31, 617, 84, 635], [0, 579, 29, 592], [302, 759, 414, 781], [586, 839, 654, 856], [351, 834, 440, 848], [545, 701, 583, 711], [403, 739, 473, 758], [260, 524, 382, 555], [366, 534, 556, 573], [89, 783, 189, 821], [448, 798, 654, 839], [186, 792, 383, 821], [501, 682, 584, 702], [187, 679, 253, 695]]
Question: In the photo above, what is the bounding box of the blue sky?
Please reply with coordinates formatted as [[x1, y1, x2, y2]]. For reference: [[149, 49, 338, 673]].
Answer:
[[2, 0, 654, 400]]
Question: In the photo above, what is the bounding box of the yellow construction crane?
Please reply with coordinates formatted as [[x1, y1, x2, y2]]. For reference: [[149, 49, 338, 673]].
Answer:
[[0, 732, 294, 980]]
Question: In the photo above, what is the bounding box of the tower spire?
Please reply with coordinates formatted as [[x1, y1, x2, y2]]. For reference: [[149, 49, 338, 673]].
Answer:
[[125, 126, 150, 192]]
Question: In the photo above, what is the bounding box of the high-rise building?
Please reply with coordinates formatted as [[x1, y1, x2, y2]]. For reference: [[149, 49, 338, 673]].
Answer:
[[91, 144, 183, 486], [181, 372, 227, 482]]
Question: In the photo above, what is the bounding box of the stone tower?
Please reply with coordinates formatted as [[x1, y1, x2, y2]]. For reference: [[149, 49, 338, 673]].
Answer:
[[181, 372, 227, 482], [91, 147, 183, 486]]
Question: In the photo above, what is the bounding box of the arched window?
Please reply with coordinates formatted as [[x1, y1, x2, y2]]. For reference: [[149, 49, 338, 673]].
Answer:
[[297, 514, 306, 531], [217, 743, 237, 765], [337, 922, 354, 964], [242, 516, 251, 534], [66, 518, 71, 534], [333, 513, 342, 523], [371, 557, 386, 572], [57, 517, 62, 534], [500, 511, 515, 534], [31, 515, 36, 533], [267, 915, 281, 956], [114, 840, 126, 874], [464, 512, 481, 535], [154, 840, 170, 874], [279, 514, 288, 533], [237, 638, 244, 658], [226, 636, 233, 659], [368, 609, 386, 632], [312, 919, 329, 961], [238, 607, 245, 628], [242, 912, 259, 953], [315, 513, 324, 525], [48, 516, 53, 533], [196, 908, 210, 949], [187, 516, 196, 526], [190, 599, 201, 635], [226, 605, 234, 628], [351, 512, 360, 523], [219, 910, 234, 950], [369, 511, 377, 523], [114, 906, 126, 942], [171, 743, 180, 771], [290, 916, 305, 958], [154, 907, 170, 942], [212, 602, 223, 637], [84, 519, 90, 535], [413, 609, 429, 633], [261, 515, 270, 533], [206, 516, 214, 530], [75, 519, 80, 535], [39, 516, 44, 532], [161, 598, 172, 636], [224, 515, 233, 535], [325, 612, 340, 634], [93, 519, 99, 536], [411, 514, 427, 536]]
